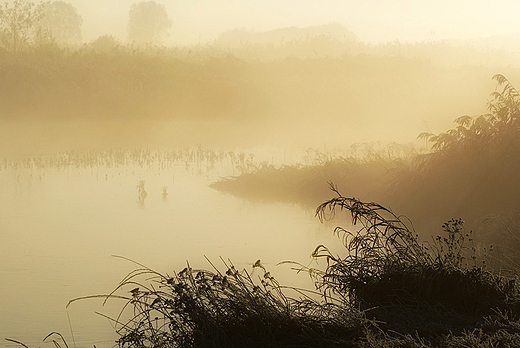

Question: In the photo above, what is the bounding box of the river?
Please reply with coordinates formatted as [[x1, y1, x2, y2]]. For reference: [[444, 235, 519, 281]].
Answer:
[[0, 149, 345, 348]]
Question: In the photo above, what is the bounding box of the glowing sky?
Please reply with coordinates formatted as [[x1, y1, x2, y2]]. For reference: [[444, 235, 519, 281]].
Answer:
[[61, 0, 520, 45]]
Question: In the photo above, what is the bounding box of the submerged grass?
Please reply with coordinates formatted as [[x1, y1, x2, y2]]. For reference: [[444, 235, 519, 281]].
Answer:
[[58, 185, 520, 348]]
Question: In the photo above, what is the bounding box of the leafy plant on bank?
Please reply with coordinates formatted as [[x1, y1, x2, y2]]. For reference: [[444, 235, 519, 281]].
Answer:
[[312, 183, 520, 334], [418, 74, 520, 155]]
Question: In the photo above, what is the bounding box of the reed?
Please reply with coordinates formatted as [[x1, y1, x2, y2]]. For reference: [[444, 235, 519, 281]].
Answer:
[[136, 180, 147, 206], [67, 256, 373, 348], [210, 152, 396, 206]]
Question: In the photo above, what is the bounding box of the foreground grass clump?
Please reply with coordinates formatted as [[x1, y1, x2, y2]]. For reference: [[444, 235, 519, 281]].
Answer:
[[70, 185, 520, 347], [76, 256, 373, 348], [313, 185, 520, 337]]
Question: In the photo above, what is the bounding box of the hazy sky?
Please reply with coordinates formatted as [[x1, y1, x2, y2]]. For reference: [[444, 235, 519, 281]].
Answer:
[[63, 0, 520, 45]]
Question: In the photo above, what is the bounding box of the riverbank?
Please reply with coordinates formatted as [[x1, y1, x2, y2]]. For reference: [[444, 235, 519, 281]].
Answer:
[[211, 75, 520, 275]]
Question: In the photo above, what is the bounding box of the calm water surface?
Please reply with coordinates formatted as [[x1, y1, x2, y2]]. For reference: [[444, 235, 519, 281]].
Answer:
[[0, 152, 344, 347]]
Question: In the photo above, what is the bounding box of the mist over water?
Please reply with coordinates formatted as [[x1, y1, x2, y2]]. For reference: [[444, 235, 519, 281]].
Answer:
[[2, 0, 520, 346], [0, 152, 343, 345]]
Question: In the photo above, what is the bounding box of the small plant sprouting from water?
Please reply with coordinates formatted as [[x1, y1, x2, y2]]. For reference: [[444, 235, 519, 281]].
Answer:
[[162, 186, 168, 201], [136, 180, 147, 206], [0, 147, 253, 181]]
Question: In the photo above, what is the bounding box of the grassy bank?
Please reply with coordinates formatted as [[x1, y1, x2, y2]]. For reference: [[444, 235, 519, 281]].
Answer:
[[210, 144, 415, 206], [61, 190, 520, 347], [211, 75, 520, 273]]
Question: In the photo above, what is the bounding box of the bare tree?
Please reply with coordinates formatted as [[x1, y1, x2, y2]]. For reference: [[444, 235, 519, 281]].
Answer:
[[127, 1, 171, 46], [36, 1, 82, 46], [0, 0, 43, 55]]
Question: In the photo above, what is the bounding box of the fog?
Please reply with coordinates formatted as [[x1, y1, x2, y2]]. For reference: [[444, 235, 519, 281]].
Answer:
[[2, 0, 520, 154], [66, 0, 520, 46], [2, 0, 520, 346]]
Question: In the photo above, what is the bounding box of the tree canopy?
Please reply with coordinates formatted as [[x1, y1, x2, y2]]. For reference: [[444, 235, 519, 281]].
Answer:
[[0, 0, 42, 54], [127, 1, 171, 46], [36, 1, 82, 45]]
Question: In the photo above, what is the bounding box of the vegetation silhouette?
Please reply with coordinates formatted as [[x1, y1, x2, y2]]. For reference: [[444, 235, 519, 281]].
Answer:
[[136, 180, 147, 207], [58, 187, 520, 347]]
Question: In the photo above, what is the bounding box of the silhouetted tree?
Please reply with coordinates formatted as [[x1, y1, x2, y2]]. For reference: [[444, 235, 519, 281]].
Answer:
[[419, 74, 520, 153], [0, 0, 43, 55], [127, 1, 171, 46], [88, 34, 120, 53], [36, 1, 82, 46]]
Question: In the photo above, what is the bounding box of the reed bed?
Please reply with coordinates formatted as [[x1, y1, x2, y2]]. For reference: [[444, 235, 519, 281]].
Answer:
[[312, 184, 520, 336], [209, 150, 403, 206], [0, 147, 259, 180]]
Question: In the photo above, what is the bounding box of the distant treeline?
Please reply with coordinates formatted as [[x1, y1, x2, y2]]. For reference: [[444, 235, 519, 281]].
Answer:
[[1, 1, 520, 141], [1, 36, 518, 141]]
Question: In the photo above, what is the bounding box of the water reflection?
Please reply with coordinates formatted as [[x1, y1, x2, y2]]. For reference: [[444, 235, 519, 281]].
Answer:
[[136, 180, 147, 207], [0, 148, 343, 347], [161, 186, 169, 202]]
